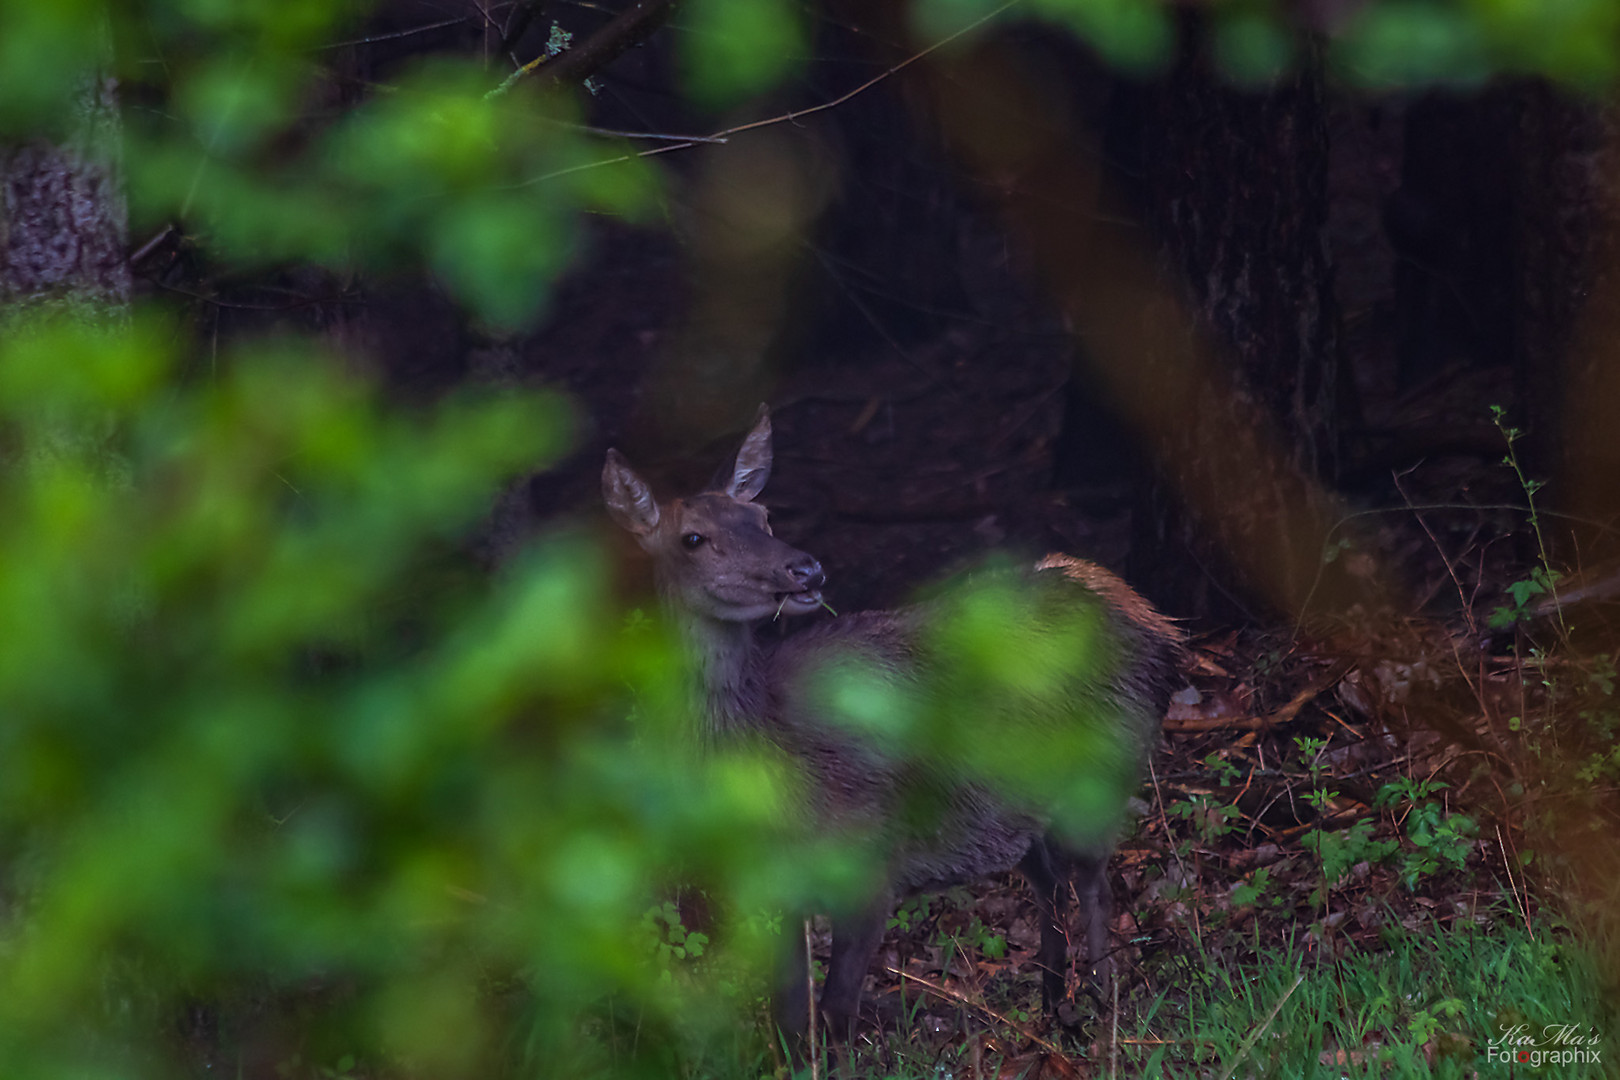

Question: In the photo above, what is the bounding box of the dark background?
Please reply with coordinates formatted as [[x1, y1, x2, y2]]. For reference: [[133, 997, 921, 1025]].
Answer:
[[137, 0, 1620, 629]]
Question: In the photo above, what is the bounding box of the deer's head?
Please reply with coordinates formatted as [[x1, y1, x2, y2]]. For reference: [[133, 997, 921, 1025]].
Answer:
[[603, 408, 826, 623]]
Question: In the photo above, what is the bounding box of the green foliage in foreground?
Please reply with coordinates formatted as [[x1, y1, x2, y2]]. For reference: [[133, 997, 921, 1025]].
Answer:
[[0, 316, 1149, 1079], [0, 314, 856, 1078]]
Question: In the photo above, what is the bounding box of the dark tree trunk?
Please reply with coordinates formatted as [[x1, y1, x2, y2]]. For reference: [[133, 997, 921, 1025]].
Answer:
[[1115, 30, 1342, 617], [847, 16, 1355, 621], [0, 73, 129, 314], [1386, 90, 1519, 389], [1511, 86, 1620, 554]]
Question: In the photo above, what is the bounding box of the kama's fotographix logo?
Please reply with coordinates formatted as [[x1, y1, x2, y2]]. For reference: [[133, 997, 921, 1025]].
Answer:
[[1486, 1023, 1603, 1068]]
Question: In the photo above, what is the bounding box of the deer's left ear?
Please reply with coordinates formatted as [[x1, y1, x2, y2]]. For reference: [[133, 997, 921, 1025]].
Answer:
[[603, 449, 661, 536], [726, 404, 773, 503]]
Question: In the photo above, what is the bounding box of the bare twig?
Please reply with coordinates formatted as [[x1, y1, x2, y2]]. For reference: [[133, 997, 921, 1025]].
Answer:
[[1392, 471, 1499, 740], [511, 0, 1022, 187], [1163, 662, 1348, 734], [1220, 971, 1304, 1079], [128, 224, 176, 265], [881, 965, 1065, 1055], [317, 16, 473, 51], [806, 918, 819, 1080], [1110, 976, 1120, 1080], [491, 0, 675, 97], [1496, 824, 1533, 935], [499, 0, 544, 56], [1149, 758, 1200, 944]]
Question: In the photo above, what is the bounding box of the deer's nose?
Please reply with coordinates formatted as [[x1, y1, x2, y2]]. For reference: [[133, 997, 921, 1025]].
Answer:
[[787, 555, 825, 590]]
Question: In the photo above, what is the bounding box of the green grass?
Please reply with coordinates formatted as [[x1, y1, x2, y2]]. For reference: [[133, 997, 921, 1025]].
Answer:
[[755, 915, 1614, 1080], [1128, 917, 1610, 1078]]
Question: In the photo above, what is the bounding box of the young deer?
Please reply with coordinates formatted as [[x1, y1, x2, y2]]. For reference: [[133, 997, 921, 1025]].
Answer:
[[602, 408, 1183, 1036]]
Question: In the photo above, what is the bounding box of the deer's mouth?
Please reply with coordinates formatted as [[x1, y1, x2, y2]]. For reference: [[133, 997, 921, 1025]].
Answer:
[[774, 587, 824, 617]]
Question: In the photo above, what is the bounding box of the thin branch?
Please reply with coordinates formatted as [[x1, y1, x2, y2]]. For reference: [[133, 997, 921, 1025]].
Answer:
[[500, 0, 545, 55], [881, 965, 1065, 1056], [1220, 972, 1305, 1080], [1496, 824, 1533, 936], [510, 0, 1022, 186], [706, 2, 1021, 141], [492, 0, 675, 97], [317, 16, 474, 51], [128, 224, 176, 265], [548, 118, 728, 142], [147, 281, 365, 312], [805, 918, 819, 1080]]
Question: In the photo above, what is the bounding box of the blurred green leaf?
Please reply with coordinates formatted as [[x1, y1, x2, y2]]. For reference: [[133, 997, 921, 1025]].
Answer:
[[0, 2, 107, 136], [428, 192, 578, 331], [909, 0, 1012, 44], [1214, 12, 1295, 86], [1466, 0, 1620, 84], [1030, 0, 1174, 72], [679, 0, 806, 106], [1336, 1, 1491, 86]]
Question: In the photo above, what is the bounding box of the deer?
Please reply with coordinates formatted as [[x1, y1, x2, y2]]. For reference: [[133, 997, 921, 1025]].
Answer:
[[602, 406, 1184, 1039]]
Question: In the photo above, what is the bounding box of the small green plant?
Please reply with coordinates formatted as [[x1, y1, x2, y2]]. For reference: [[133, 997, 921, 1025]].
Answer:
[[319, 1055, 361, 1080], [1588, 655, 1617, 696], [1398, 803, 1479, 887], [641, 900, 710, 977], [1203, 752, 1242, 787], [1296, 735, 1339, 819], [888, 893, 936, 934], [1320, 535, 1355, 565], [1295, 734, 1329, 777], [1489, 404, 1565, 634], [1230, 867, 1273, 907], [1301, 818, 1396, 900], [888, 888, 1007, 964], [1302, 786, 1339, 812], [1374, 779, 1479, 888], [1407, 997, 1467, 1044], [1377, 776, 1448, 804], [1170, 794, 1241, 845], [945, 915, 1008, 961], [1489, 566, 1561, 629], [1254, 648, 1286, 675]]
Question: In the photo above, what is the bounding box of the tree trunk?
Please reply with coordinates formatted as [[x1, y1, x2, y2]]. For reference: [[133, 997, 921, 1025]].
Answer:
[[1513, 86, 1620, 556], [0, 72, 129, 315], [1115, 29, 1342, 617]]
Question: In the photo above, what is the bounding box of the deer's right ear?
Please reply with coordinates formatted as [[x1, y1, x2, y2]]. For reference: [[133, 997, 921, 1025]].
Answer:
[[726, 404, 773, 503], [603, 449, 661, 536]]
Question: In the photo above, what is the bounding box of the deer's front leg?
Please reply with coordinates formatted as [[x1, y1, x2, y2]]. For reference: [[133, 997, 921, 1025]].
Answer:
[[775, 916, 811, 1043], [820, 893, 891, 1040]]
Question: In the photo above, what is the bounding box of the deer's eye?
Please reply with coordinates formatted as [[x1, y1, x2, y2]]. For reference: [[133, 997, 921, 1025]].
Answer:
[[681, 533, 706, 550]]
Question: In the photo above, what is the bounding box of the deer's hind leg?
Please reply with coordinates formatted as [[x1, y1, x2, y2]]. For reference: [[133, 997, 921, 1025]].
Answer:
[[1020, 838, 1071, 1011], [1022, 838, 1114, 1016]]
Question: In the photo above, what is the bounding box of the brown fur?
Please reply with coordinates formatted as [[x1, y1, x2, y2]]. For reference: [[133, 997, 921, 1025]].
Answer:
[[604, 409, 1184, 1038]]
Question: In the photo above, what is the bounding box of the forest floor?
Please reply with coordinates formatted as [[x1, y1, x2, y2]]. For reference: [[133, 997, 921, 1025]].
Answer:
[[510, 221, 1620, 1078], [795, 603, 1620, 1078], [564, 340, 1620, 1075]]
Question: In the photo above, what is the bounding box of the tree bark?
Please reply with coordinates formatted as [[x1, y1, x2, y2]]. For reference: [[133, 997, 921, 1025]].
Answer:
[[1513, 85, 1620, 553], [911, 24, 1350, 620], [1113, 28, 1343, 617], [0, 71, 129, 315]]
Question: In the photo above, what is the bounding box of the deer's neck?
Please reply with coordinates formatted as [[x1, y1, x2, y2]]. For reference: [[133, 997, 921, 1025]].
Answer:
[[678, 613, 770, 738]]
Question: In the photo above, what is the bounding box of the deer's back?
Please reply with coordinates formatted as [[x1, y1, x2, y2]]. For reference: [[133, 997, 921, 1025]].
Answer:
[[758, 555, 1183, 892]]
